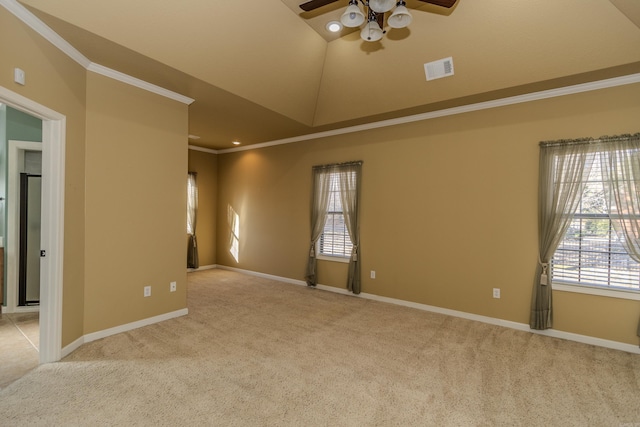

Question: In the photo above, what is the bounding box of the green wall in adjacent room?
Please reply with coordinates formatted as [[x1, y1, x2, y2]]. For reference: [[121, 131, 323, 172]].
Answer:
[[0, 105, 42, 305]]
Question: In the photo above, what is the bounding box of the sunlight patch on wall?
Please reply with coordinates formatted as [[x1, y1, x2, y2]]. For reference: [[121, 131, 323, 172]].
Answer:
[[228, 205, 240, 263]]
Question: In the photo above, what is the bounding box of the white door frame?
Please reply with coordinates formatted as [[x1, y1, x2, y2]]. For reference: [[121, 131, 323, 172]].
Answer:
[[1, 85, 66, 364], [6, 140, 42, 314]]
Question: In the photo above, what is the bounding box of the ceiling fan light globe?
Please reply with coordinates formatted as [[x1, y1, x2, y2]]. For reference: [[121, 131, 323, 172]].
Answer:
[[360, 20, 384, 42], [369, 0, 395, 13], [388, 5, 412, 28], [341, 4, 365, 27]]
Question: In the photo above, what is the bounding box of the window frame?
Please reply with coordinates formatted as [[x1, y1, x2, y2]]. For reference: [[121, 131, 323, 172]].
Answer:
[[553, 282, 640, 301]]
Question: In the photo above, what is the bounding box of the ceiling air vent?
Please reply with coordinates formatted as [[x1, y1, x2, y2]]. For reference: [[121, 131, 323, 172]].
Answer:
[[424, 57, 454, 81]]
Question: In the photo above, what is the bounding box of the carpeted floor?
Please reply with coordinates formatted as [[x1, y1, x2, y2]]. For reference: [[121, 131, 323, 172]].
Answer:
[[1, 269, 639, 426]]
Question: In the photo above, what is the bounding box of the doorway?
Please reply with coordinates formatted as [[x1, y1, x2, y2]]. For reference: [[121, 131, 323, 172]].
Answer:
[[1, 140, 43, 386], [19, 171, 42, 307], [6, 141, 43, 315], [0, 86, 65, 364]]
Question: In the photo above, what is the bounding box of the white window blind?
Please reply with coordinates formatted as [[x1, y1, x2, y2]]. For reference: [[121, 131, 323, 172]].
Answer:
[[319, 172, 353, 258], [552, 152, 640, 291]]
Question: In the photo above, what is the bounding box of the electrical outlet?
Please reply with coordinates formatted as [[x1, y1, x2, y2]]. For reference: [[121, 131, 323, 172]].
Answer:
[[370, 270, 376, 279], [170, 281, 177, 292], [144, 286, 151, 297], [492, 288, 500, 299]]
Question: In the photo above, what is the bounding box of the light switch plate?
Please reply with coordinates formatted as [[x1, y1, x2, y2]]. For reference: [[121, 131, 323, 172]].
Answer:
[[14, 68, 25, 85]]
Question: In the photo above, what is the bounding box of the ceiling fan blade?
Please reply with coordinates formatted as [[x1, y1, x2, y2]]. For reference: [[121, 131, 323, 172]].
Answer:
[[299, 0, 340, 12], [417, 0, 457, 8]]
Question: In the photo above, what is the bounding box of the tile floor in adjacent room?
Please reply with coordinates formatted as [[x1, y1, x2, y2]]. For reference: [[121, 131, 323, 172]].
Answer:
[[0, 312, 39, 388]]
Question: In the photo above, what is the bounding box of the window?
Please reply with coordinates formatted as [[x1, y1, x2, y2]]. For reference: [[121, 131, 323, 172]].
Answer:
[[318, 172, 353, 259], [552, 151, 640, 292], [306, 161, 362, 292], [187, 173, 197, 235]]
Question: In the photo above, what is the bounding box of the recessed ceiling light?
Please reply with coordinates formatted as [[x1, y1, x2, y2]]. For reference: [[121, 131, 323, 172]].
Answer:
[[232, 141, 241, 146], [326, 21, 342, 33]]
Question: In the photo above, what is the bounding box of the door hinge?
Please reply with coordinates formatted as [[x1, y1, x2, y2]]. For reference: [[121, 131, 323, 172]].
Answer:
[[40, 250, 46, 257]]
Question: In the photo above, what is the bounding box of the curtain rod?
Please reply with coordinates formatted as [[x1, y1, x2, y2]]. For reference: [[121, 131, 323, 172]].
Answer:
[[540, 132, 640, 148], [312, 160, 363, 170]]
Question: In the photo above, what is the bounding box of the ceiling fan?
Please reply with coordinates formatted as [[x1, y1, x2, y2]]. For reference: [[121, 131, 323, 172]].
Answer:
[[299, 0, 456, 12], [299, 0, 458, 42]]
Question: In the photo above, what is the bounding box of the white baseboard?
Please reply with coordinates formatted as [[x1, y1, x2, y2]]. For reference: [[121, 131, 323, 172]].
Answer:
[[83, 308, 189, 344], [1, 305, 40, 314], [357, 291, 640, 355], [61, 308, 189, 358], [218, 265, 640, 355], [61, 336, 84, 359], [218, 265, 305, 286], [52, 272, 203, 359], [187, 264, 217, 273]]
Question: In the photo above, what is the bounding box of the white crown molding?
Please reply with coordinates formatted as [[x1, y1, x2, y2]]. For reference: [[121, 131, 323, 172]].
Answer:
[[87, 63, 194, 105], [1, 0, 194, 105], [217, 265, 640, 355], [0, 0, 91, 68], [219, 72, 640, 154], [188, 145, 219, 154], [7, 0, 639, 152]]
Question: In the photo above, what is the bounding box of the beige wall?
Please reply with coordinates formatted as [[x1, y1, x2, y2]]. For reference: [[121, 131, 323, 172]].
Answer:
[[2, 7, 189, 342], [217, 82, 640, 346], [3, 2, 639, 352], [84, 73, 188, 333], [0, 7, 87, 346], [188, 149, 217, 267]]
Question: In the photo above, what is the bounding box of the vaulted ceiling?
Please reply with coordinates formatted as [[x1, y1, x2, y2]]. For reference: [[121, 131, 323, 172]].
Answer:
[[16, 0, 640, 150]]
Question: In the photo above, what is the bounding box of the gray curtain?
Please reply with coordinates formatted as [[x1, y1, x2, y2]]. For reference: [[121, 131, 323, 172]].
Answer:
[[305, 167, 332, 286], [598, 133, 640, 338], [531, 139, 595, 330], [187, 172, 199, 269], [338, 163, 362, 294]]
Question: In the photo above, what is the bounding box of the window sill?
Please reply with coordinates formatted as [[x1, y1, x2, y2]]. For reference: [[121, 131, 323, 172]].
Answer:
[[317, 254, 350, 264], [553, 282, 640, 301]]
